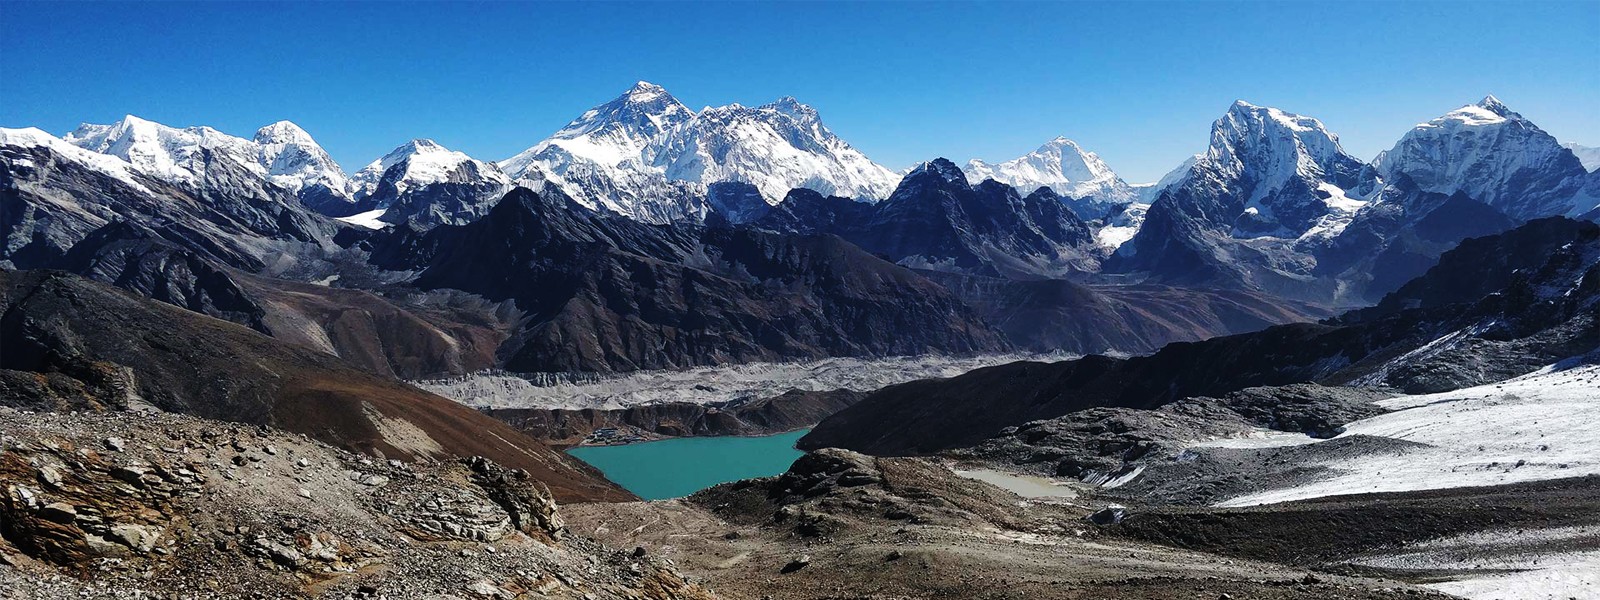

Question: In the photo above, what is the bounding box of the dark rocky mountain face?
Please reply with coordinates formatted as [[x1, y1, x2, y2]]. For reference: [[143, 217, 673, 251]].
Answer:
[[1314, 177, 1522, 303], [0, 270, 630, 502], [755, 159, 1102, 279], [922, 270, 1332, 354], [57, 221, 271, 332], [753, 188, 875, 234], [802, 218, 1599, 456], [368, 187, 1010, 373], [704, 180, 771, 225]]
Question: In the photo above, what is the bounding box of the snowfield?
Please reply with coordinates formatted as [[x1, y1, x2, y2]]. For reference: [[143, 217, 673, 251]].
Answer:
[[1215, 362, 1600, 507], [1181, 362, 1600, 600], [1353, 526, 1600, 600], [417, 353, 1071, 410]]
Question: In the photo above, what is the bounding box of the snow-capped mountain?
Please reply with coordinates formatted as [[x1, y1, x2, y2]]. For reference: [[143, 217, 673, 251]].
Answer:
[[650, 97, 900, 202], [1, 127, 157, 195], [348, 139, 514, 228], [963, 137, 1136, 218], [64, 115, 267, 187], [1201, 101, 1366, 239], [62, 115, 360, 215], [1313, 96, 1600, 304], [1109, 101, 1368, 298], [252, 120, 355, 213], [498, 81, 696, 221], [500, 82, 899, 223], [501, 81, 693, 180], [2, 125, 339, 277], [1371, 96, 1596, 220], [1562, 142, 1600, 172]]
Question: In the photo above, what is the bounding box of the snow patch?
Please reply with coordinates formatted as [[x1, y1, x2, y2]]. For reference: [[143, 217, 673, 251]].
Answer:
[[1214, 363, 1600, 507]]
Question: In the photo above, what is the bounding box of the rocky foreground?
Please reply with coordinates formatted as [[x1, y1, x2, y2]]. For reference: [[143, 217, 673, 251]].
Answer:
[[0, 408, 712, 599]]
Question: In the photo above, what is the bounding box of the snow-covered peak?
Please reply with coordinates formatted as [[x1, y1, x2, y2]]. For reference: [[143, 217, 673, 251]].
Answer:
[[252, 120, 316, 146], [500, 81, 694, 178], [1, 126, 155, 194], [623, 80, 671, 102], [352, 139, 509, 198], [252, 120, 350, 199], [650, 98, 901, 202], [1201, 101, 1365, 232], [1476, 94, 1517, 118], [64, 115, 266, 186], [963, 136, 1136, 214], [1373, 96, 1593, 219], [1209, 101, 1355, 180], [500, 85, 899, 221]]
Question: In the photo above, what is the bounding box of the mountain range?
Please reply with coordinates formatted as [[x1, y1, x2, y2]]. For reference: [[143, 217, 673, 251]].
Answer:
[[4, 89, 1598, 378]]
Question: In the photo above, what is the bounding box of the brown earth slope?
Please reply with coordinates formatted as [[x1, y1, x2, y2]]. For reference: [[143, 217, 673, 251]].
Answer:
[[0, 269, 629, 502]]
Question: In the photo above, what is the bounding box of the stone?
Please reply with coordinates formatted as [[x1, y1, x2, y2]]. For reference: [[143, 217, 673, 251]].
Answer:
[[109, 523, 163, 553], [104, 437, 125, 452], [1087, 505, 1126, 526], [111, 465, 148, 485], [466, 580, 505, 598], [781, 555, 812, 573], [38, 502, 77, 523], [35, 466, 63, 489], [359, 474, 390, 487]]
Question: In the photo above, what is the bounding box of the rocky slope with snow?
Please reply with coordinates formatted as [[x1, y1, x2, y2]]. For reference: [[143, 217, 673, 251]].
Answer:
[[1107, 101, 1368, 299], [964, 136, 1137, 219], [1316, 97, 1600, 303], [347, 139, 513, 227]]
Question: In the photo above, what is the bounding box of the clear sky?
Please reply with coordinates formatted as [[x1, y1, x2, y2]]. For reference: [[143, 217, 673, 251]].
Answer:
[[3, 1, 1596, 182]]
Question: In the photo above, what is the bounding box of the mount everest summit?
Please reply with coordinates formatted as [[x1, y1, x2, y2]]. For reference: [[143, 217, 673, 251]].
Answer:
[[499, 81, 901, 223]]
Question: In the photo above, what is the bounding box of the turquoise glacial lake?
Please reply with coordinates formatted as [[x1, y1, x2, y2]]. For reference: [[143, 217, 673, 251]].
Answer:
[[567, 429, 809, 500]]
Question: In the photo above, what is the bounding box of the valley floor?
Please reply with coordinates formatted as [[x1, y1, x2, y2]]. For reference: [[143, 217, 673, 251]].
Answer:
[[416, 353, 1072, 410]]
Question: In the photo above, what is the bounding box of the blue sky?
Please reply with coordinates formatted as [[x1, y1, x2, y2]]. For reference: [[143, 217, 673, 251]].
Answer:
[[3, 1, 1595, 182]]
